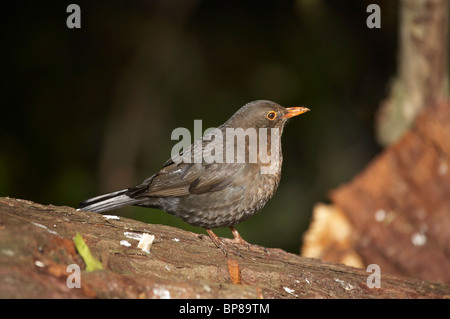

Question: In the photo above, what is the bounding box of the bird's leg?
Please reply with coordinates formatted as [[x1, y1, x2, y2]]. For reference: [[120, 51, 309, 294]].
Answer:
[[229, 226, 251, 248], [229, 226, 269, 255], [206, 228, 244, 258], [206, 228, 230, 257]]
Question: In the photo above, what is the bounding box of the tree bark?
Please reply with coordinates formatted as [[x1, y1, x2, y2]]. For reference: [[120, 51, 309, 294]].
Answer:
[[376, 0, 449, 146], [302, 100, 450, 286], [1, 197, 449, 298]]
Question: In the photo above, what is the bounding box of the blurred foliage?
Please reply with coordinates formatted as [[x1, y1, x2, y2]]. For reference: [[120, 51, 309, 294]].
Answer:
[[2, 0, 397, 253]]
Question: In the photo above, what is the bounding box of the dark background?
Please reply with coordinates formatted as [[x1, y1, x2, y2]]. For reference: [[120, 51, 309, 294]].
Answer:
[[1, 0, 397, 253]]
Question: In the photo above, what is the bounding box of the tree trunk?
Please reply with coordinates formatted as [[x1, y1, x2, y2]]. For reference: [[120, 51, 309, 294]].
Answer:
[[376, 0, 449, 146]]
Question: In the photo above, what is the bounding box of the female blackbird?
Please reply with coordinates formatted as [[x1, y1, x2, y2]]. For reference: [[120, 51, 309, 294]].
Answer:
[[79, 100, 309, 252]]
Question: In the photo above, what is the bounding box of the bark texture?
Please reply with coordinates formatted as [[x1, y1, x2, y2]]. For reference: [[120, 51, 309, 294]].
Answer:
[[303, 100, 450, 286], [1, 197, 449, 298], [377, 0, 449, 145]]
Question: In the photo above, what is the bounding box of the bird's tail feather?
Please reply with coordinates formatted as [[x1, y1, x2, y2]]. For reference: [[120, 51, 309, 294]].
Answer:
[[78, 189, 146, 213]]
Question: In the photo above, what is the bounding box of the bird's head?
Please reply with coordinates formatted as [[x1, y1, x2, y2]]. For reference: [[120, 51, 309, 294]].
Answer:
[[224, 100, 309, 130]]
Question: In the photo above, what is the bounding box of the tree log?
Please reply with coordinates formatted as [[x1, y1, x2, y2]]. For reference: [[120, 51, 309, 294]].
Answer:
[[1, 197, 449, 298]]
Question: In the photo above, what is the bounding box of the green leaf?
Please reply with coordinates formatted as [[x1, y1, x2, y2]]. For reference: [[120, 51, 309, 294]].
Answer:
[[73, 232, 103, 272]]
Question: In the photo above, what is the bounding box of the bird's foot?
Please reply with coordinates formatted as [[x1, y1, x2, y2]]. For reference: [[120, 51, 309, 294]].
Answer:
[[224, 239, 269, 255], [228, 226, 270, 255], [228, 226, 251, 247], [205, 229, 243, 258], [204, 228, 269, 257]]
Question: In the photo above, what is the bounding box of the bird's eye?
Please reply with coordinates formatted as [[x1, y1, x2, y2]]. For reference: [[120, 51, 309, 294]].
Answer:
[[266, 111, 277, 120]]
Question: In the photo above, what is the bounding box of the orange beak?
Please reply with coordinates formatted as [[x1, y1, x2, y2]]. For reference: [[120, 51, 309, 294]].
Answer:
[[282, 106, 310, 119]]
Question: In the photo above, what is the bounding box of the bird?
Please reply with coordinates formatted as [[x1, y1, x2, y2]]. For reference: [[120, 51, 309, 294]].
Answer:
[[78, 100, 309, 254]]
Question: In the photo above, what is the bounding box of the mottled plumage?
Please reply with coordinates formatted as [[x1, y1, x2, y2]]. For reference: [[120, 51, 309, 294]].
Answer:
[[79, 100, 309, 250]]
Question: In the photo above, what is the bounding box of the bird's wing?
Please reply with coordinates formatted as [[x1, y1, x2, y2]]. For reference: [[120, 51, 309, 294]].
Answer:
[[126, 129, 253, 198], [127, 160, 245, 198]]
